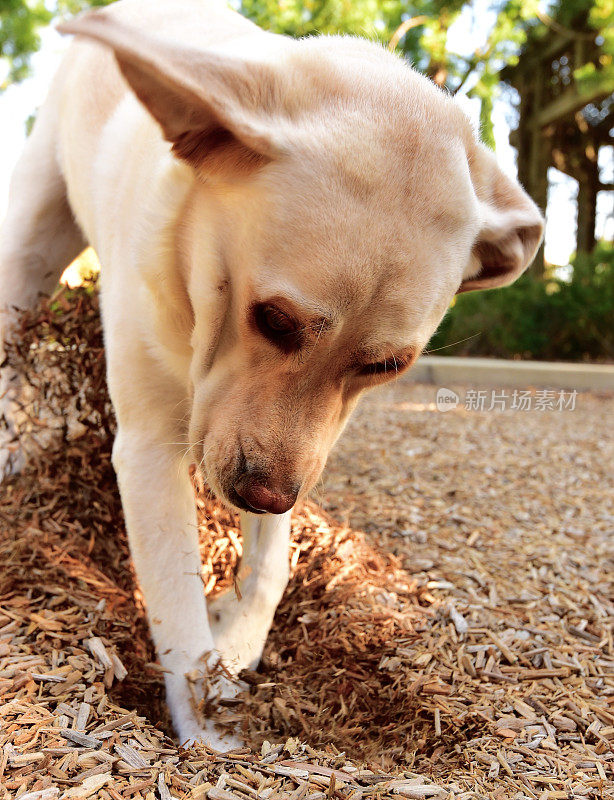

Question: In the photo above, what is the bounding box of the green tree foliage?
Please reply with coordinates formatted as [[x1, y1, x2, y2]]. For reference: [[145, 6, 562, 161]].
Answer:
[[0, 0, 113, 88], [0, 0, 51, 86], [238, 0, 389, 39], [576, 0, 614, 94]]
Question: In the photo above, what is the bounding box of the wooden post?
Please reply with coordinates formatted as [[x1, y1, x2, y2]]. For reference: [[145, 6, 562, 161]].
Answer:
[[575, 148, 599, 254], [502, 22, 613, 273], [527, 71, 549, 277]]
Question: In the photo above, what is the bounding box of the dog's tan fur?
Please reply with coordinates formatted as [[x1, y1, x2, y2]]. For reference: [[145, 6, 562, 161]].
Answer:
[[0, 0, 542, 747]]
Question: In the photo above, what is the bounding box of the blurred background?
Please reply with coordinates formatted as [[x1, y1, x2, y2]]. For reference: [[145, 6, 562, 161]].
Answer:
[[1, 0, 613, 361]]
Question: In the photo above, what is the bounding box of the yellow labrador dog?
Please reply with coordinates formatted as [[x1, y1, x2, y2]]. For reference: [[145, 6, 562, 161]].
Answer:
[[0, 0, 542, 747]]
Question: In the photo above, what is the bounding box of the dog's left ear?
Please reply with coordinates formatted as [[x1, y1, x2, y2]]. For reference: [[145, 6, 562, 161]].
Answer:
[[458, 144, 544, 294], [58, 12, 287, 177]]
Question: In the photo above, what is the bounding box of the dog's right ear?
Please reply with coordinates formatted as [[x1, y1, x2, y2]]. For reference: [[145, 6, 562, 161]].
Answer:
[[58, 12, 286, 177], [458, 144, 544, 293]]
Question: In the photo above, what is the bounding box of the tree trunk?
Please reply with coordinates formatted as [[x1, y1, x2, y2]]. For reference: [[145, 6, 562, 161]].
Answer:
[[576, 154, 599, 254]]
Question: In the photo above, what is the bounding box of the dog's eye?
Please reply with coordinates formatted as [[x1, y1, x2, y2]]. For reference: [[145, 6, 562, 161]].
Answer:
[[358, 357, 409, 378], [253, 303, 302, 351]]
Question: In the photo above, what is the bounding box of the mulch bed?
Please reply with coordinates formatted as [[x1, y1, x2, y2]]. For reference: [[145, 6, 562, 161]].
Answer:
[[1, 286, 612, 799]]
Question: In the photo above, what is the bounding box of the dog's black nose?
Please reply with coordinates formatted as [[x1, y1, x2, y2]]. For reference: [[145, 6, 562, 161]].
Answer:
[[233, 474, 298, 515]]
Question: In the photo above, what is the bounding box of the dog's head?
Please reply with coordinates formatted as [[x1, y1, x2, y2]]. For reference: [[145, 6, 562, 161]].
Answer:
[[61, 13, 543, 515]]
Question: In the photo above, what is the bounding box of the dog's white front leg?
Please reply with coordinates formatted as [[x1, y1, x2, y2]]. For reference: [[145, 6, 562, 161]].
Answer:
[[112, 428, 236, 749], [209, 510, 291, 673]]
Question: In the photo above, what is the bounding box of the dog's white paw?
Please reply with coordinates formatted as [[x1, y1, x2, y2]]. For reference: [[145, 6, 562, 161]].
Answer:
[[177, 719, 242, 752], [172, 699, 242, 752], [166, 663, 243, 753]]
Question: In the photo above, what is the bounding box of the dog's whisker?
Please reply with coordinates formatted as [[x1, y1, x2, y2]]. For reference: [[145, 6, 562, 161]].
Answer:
[[176, 435, 211, 479], [424, 332, 482, 354]]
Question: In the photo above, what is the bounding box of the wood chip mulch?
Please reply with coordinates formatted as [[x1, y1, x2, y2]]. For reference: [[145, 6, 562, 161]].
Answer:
[[1, 286, 612, 799]]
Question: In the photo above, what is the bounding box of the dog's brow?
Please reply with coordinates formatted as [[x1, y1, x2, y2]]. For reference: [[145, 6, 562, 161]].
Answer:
[[256, 281, 335, 324]]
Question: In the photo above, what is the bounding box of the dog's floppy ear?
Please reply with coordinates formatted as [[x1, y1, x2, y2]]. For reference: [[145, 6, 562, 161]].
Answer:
[[58, 12, 285, 177], [458, 144, 544, 294]]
